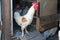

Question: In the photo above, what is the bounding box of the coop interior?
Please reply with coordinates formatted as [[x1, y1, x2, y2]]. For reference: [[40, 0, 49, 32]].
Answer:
[[13, 0, 37, 36]]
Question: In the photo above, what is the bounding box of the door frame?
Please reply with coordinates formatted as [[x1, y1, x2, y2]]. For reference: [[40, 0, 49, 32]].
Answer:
[[1, 0, 11, 40]]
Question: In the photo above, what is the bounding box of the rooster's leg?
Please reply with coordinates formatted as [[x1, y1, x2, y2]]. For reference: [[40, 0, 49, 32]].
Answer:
[[25, 28, 29, 34], [21, 27, 24, 37]]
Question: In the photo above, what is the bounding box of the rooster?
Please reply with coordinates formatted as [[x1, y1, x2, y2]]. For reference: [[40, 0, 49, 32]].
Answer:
[[14, 2, 38, 37]]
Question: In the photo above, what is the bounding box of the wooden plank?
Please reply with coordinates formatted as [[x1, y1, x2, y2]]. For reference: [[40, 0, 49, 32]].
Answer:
[[38, 14, 58, 32], [40, 21, 58, 32], [0, 22, 1, 30], [36, 2, 42, 31], [0, 22, 1, 40], [0, 0, 1, 30], [1, 0, 11, 40]]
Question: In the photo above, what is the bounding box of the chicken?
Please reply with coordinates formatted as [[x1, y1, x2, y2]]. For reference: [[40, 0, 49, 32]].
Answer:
[[14, 2, 38, 37]]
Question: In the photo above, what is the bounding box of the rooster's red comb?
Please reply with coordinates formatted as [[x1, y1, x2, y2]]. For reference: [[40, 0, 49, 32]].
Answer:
[[32, 1, 38, 10], [32, 1, 38, 5]]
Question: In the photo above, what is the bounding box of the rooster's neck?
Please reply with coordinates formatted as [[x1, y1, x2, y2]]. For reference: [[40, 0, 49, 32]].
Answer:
[[25, 6, 35, 17]]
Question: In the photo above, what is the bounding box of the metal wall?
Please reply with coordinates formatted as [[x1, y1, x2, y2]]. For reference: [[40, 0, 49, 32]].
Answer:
[[38, 0, 57, 16]]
